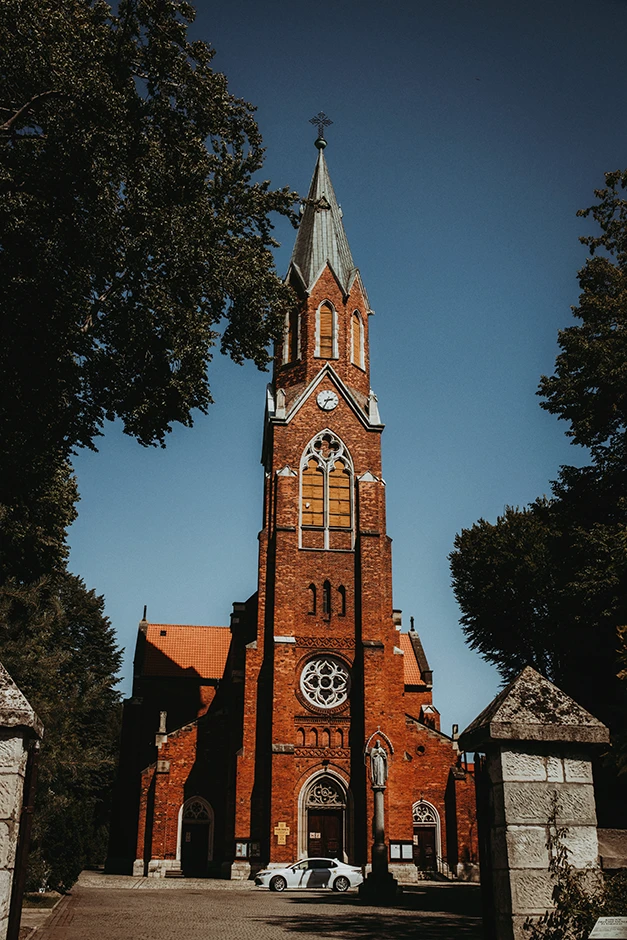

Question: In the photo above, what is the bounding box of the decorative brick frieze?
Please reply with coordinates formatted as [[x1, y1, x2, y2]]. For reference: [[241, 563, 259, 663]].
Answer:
[[295, 637, 355, 650], [294, 747, 350, 759]]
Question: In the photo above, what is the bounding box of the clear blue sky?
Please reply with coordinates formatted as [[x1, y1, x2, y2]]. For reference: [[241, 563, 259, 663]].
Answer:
[[68, 0, 627, 735]]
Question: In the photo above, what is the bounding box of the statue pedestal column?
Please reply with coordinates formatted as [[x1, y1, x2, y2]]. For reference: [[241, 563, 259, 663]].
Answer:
[[358, 786, 400, 904]]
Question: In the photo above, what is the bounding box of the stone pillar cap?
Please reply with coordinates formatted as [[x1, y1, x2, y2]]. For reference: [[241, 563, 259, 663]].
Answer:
[[0, 662, 43, 739], [458, 665, 609, 752]]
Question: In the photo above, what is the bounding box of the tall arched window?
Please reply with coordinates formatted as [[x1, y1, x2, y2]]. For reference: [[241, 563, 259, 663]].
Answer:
[[300, 432, 354, 550], [302, 460, 324, 527], [317, 302, 336, 359], [328, 462, 351, 528], [284, 307, 300, 364], [308, 584, 317, 614], [351, 311, 364, 369], [338, 585, 346, 616]]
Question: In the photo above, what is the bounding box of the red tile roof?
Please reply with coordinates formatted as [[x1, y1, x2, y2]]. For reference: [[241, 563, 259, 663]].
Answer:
[[141, 622, 423, 687], [399, 633, 423, 685], [142, 623, 231, 679]]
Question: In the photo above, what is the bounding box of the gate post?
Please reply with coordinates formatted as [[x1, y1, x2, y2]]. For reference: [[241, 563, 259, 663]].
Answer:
[[0, 663, 43, 940], [459, 666, 608, 940]]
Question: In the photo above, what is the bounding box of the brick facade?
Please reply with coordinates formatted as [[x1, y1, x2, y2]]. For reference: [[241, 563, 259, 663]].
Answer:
[[107, 141, 477, 882]]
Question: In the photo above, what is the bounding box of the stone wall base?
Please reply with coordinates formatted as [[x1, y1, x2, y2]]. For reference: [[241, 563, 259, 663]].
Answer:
[[230, 861, 251, 881], [389, 863, 418, 883], [132, 858, 183, 878], [148, 859, 181, 878]]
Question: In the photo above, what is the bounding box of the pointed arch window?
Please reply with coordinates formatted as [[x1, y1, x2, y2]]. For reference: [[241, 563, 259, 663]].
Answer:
[[317, 302, 337, 359], [300, 431, 353, 550], [351, 311, 365, 369], [284, 306, 300, 364], [302, 460, 324, 527]]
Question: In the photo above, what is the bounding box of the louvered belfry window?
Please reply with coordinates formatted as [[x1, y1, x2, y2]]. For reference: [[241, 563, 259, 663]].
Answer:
[[351, 311, 364, 368], [300, 432, 353, 550], [319, 303, 334, 358]]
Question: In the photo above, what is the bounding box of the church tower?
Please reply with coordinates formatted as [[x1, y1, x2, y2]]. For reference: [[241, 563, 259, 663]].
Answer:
[[233, 131, 411, 868], [114, 129, 477, 884]]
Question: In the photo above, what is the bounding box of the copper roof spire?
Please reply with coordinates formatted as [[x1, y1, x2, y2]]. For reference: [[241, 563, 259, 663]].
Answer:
[[288, 116, 357, 294]]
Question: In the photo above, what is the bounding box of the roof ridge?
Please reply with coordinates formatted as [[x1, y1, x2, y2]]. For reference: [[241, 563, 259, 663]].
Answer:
[[146, 622, 229, 630]]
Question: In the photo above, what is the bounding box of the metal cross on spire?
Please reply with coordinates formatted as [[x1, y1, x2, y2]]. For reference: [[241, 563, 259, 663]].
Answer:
[[309, 111, 333, 140]]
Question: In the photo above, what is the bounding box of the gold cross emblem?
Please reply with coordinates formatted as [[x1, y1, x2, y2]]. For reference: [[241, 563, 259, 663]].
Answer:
[[274, 822, 290, 845]]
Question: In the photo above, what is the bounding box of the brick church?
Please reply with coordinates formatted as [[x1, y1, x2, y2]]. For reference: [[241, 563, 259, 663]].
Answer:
[[107, 133, 477, 882]]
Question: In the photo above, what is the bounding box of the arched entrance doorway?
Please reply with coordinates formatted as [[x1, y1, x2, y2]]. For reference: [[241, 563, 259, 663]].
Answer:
[[412, 799, 441, 875], [179, 797, 213, 876], [300, 774, 347, 860]]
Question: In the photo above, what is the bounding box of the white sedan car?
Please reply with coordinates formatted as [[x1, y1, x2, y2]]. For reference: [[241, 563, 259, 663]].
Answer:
[[255, 857, 363, 892]]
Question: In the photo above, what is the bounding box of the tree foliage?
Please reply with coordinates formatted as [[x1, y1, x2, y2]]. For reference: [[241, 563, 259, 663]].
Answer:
[[450, 482, 627, 730], [539, 171, 627, 461], [0, 458, 78, 585], [0, 573, 122, 891], [451, 170, 627, 819], [0, 0, 298, 580]]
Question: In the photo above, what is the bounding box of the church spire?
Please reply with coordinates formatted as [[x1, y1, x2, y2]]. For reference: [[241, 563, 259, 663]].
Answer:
[[288, 139, 357, 295]]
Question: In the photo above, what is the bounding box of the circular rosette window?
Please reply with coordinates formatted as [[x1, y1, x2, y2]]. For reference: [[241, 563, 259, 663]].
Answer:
[[300, 656, 350, 709]]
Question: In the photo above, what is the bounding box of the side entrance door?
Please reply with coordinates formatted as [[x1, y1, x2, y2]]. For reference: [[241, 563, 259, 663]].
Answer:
[[413, 826, 436, 872], [307, 810, 343, 859], [181, 820, 209, 876], [180, 799, 212, 876]]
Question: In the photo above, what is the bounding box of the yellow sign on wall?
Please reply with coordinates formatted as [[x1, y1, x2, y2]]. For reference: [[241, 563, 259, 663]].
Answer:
[[274, 822, 290, 845]]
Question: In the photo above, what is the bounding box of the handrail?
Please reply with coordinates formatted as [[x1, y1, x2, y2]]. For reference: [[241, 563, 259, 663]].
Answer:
[[435, 855, 455, 880]]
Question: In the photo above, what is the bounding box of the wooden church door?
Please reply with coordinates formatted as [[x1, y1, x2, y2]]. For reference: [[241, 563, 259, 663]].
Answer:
[[181, 799, 212, 876], [413, 826, 436, 871], [307, 810, 343, 859], [412, 800, 439, 873]]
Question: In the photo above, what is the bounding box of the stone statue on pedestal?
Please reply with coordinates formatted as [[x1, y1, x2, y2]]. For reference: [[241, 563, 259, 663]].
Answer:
[[359, 734, 400, 903], [369, 740, 388, 788]]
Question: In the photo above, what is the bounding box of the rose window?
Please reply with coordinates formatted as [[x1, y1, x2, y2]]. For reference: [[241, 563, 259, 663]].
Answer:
[[300, 657, 350, 709]]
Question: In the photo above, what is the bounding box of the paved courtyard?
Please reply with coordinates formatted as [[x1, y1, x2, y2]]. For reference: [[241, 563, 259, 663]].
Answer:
[[29, 873, 484, 940]]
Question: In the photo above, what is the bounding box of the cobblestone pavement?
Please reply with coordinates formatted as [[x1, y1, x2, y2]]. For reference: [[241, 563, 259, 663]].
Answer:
[[31, 874, 484, 940]]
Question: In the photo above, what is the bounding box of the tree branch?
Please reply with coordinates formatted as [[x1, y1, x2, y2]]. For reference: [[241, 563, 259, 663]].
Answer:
[[82, 274, 128, 331], [0, 91, 65, 134]]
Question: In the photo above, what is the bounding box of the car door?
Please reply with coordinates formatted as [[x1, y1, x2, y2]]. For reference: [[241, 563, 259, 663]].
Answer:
[[288, 860, 308, 887], [305, 858, 334, 888]]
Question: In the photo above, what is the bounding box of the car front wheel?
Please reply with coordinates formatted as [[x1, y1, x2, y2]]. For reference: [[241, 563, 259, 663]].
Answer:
[[269, 875, 287, 892], [333, 875, 350, 892]]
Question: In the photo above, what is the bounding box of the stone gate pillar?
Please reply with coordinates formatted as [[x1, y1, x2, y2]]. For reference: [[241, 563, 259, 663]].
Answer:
[[0, 663, 43, 940], [458, 666, 609, 940]]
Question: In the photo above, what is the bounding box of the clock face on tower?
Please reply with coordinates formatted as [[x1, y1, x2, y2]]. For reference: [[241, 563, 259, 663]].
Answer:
[[316, 389, 339, 411]]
